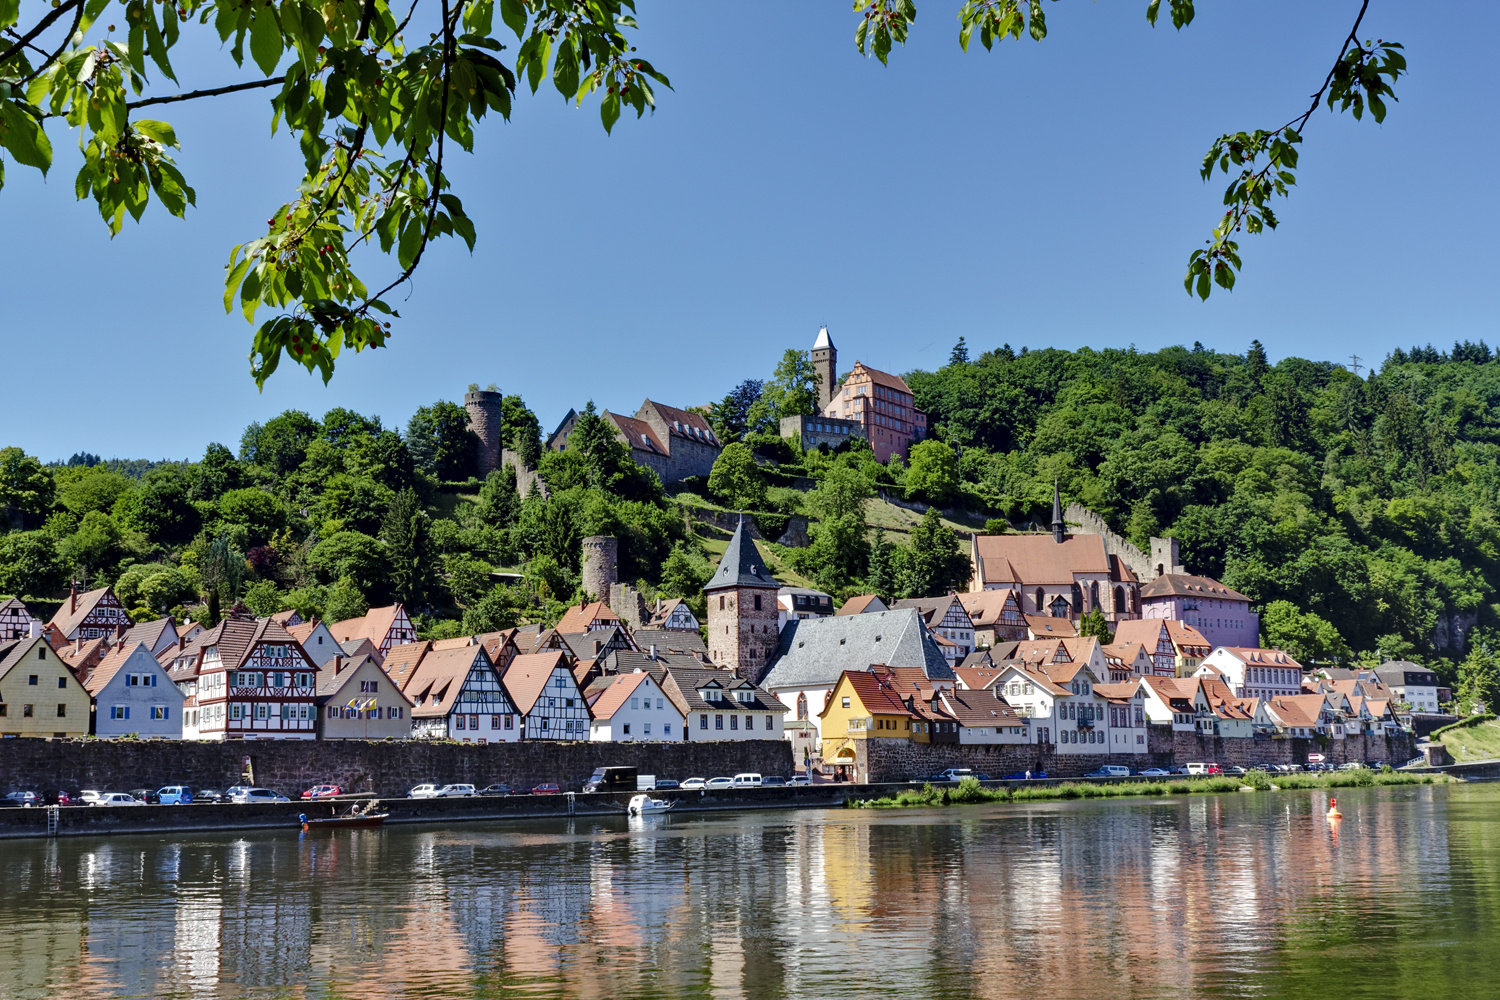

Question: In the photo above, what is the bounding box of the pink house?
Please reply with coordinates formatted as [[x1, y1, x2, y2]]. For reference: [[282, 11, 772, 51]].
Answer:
[[1139, 574, 1259, 650]]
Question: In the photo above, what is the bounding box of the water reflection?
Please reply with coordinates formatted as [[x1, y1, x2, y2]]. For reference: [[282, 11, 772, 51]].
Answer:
[[0, 784, 1496, 999]]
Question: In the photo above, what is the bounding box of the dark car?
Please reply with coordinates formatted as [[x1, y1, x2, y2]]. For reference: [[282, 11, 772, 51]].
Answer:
[[480, 784, 512, 796], [41, 791, 73, 806], [973, 774, 991, 782], [0, 791, 36, 807], [1002, 771, 1046, 780], [530, 783, 562, 795], [761, 776, 788, 787], [128, 788, 161, 804], [653, 779, 680, 791], [195, 789, 228, 803]]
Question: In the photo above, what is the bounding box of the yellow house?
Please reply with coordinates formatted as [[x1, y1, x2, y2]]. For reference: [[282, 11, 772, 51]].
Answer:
[[818, 669, 917, 779], [0, 634, 92, 737]]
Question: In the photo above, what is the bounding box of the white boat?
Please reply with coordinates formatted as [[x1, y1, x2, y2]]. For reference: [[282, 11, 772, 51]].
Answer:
[[628, 794, 673, 816]]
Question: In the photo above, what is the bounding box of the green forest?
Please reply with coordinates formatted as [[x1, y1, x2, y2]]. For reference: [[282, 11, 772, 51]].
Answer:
[[3, 340, 1499, 708]]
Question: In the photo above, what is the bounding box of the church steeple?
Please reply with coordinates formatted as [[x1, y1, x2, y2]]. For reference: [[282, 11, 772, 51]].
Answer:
[[1051, 480, 1065, 544]]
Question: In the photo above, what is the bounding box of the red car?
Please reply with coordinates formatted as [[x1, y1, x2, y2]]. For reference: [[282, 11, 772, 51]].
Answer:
[[530, 783, 562, 795], [301, 784, 343, 799]]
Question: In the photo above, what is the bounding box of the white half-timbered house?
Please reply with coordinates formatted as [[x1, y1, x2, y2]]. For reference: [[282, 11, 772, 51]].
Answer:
[[0, 599, 41, 640], [1112, 620, 1181, 677], [47, 585, 133, 641], [502, 650, 592, 740], [403, 643, 519, 742], [893, 594, 976, 664], [158, 607, 319, 740], [329, 603, 419, 655], [649, 598, 701, 632]]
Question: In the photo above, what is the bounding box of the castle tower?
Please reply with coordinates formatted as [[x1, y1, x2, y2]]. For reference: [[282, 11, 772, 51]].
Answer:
[[1149, 537, 1185, 579], [581, 535, 619, 603], [704, 517, 781, 681], [464, 389, 504, 475], [811, 326, 836, 414]]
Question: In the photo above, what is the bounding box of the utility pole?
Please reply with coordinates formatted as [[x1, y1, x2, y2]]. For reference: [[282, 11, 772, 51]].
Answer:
[[1349, 354, 1363, 377]]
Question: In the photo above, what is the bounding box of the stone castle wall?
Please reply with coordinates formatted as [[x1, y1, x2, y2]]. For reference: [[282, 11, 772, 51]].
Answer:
[[1065, 503, 1154, 582], [859, 729, 1416, 783], [0, 738, 793, 798]]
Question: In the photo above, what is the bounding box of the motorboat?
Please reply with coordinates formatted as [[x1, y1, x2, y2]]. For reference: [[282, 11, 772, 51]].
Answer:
[[628, 794, 673, 816], [300, 800, 389, 830]]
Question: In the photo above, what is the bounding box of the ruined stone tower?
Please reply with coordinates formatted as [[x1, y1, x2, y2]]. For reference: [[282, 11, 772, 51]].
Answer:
[[464, 389, 504, 475], [581, 535, 619, 604], [811, 326, 836, 413]]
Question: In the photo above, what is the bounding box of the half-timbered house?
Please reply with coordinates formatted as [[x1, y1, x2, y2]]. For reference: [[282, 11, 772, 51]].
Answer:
[[893, 594, 976, 664], [1109, 620, 1181, 677], [47, 585, 133, 641], [329, 603, 419, 655], [502, 650, 592, 740], [387, 641, 520, 741], [0, 599, 41, 640], [648, 597, 701, 632]]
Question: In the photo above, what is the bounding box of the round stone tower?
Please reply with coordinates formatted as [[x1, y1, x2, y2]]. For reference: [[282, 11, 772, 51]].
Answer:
[[580, 536, 619, 603], [464, 389, 504, 476]]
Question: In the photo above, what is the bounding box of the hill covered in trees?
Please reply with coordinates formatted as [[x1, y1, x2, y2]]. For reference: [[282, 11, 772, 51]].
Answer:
[[3, 339, 1498, 707]]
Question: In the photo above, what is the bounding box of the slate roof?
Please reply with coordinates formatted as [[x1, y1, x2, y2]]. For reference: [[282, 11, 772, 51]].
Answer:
[[631, 628, 707, 655], [660, 666, 787, 716], [1140, 573, 1250, 602], [705, 517, 779, 591], [939, 688, 1023, 728], [762, 608, 955, 691]]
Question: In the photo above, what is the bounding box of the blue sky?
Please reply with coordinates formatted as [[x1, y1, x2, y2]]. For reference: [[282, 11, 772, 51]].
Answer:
[[2, 1, 1495, 461]]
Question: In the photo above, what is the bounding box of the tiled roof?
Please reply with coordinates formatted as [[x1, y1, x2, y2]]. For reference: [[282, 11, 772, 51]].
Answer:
[[1111, 619, 1169, 651], [631, 628, 707, 655], [605, 412, 668, 456], [587, 672, 654, 721], [1139, 573, 1250, 602], [764, 608, 955, 691], [953, 666, 1004, 690], [939, 688, 1022, 728], [661, 666, 786, 716], [502, 650, 575, 715], [1264, 694, 1325, 729], [82, 641, 157, 697], [555, 601, 621, 635], [850, 362, 913, 396], [644, 400, 719, 446], [1092, 679, 1141, 702], [960, 589, 1019, 626], [405, 646, 493, 719], [46, 586, 114, 637], [893, 594, 973, 630], [1163, 621, 1211, 653], [836, 594, 887, 616], [329, 604, 403, 647], [972, 534, 1111, 586], [0, 636, 49, 683], [825, 669, 914, 719], [382, 640, 432, 693], [1025, 615, 1077, 637], [705, 517, 778, 591], [1220, 647, 1304, 670]]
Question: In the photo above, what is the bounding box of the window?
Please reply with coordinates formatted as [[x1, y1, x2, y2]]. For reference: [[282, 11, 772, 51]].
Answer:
[[491, 715, 500, 729], [842, 696, 851, 709], [255, 704, 268, 720], [797, 693, 808, 720], [23, 704, 33, 717], [753, 595, 762, 611], [631, 697, 639, 710], [111, 705, 129, 720], [719, 596, 725, 610], [664, 723, 673, 735], [745, 715, 754, 730], [730, 715, 738, 730], [28, 675, 37, 686], [457, 715, 467, 730], [715, 714, 724, 730], [327, 707, 337, 719], [541, 719, 550, 731], [623, 723, 632, 735], [151, 706, 168, 720], [469, 715, 479, 730], [504, 715, 513, 729], [230, 704, 243, 720], [644, 723, 652, 735], [554, 676, 567, 689], [57, 703, 66, 718], [58, 676, 69, 689], [700, 714, 708, 729]]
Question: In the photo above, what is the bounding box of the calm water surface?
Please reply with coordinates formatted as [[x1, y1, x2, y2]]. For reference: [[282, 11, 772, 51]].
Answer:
[[1, 783, 1496, 999]]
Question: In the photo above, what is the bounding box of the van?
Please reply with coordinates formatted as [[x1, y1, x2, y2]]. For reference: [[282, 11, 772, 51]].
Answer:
[[157, 785, 194, 805], [1185, 762, 1208, 775], [583, 766, 638, 793], [636, 774, 656, 791], [1084, 765, 1131, 779], [732, 773, 763, 788]]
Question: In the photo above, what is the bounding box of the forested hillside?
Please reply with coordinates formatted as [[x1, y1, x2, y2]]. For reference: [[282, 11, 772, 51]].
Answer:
[[3, 340, 1498, 704]]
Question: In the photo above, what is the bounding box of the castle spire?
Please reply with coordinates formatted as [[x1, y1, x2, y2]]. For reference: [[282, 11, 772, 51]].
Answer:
[[1051, 480, 1065, 544]]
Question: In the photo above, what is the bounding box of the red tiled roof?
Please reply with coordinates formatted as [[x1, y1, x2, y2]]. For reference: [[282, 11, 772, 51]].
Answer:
[[836, 594, 886, 616], [831, 669, 916, 719], [329, 604, 403, 647], [974, 534, 1112, 586], [1025, 615, 1077, 637], [1140, 573, 1250, 602], [849, 362, 913, 396], [606, 412, 668, 455], [555, 601, 621, 635], [502, 650, 574, 715], [961, 589, 1020, 626], [587, 672, 652, 721]]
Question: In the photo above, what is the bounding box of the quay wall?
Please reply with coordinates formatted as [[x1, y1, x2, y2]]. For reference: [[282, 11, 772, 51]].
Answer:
[[858, 731, 1417, 783], [0, 738, 793, 799]]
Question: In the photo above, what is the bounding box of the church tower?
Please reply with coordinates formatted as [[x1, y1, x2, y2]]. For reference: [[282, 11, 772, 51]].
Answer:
[[704, 517, 781, 681], [811, 326, 836, 413], [1051, 480, 1066, 544]]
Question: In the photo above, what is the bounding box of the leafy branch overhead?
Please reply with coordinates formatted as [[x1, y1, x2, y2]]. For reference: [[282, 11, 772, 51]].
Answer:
[[857, 0, 1404, 300], [2, 2, 1401, 388]]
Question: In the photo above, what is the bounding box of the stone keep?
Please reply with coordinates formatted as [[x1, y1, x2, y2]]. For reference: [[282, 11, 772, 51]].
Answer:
[[581, 536, 619, 604], [465, 389, 504, 476], [704, 518, 781, 681], [811, 326, 837, 413]]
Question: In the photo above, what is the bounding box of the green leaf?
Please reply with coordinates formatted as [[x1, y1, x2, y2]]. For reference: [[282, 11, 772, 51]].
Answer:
[[499, 0, 527, 38], [552, 36, 578, 99], [398, 217, 424, 270], [240, 265, 263, 323], [325, 75, 347, 118], [249, 9, 284, 78], [0, 0, 19, 30], [599, 92, 619, 133], [0, 100, 53, 174], [132, 119, 179, 147], [1195, 269, 1210, 301], [224, 253, 251, 312]]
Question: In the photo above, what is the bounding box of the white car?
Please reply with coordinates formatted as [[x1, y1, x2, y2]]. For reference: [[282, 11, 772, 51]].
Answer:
[[679, 778, 706, 790], [732, 773, 762, 788], [230, 787, 290, 804], [92, 793, 143, 806], [789, 775, 812, 786], [79, 790, 103, 805], [408, 784, 442, 799], [438, 784, 477, 797], [705, 777, 734, 790]]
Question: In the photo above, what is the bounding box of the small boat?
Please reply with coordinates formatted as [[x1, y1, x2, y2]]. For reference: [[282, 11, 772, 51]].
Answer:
[[628, 794, 673, 816], [300, 800, 389, 830]]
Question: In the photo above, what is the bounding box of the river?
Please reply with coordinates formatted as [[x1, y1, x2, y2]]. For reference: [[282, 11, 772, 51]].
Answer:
[[0, 782, 1494, 999]]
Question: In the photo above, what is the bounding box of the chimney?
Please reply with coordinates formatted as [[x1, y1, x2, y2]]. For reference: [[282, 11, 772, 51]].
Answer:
[[178, 636, 187, 651], [27, 620, 39, 639], [331, 655, 342, 674], [649, 644, 657, 660], [69, 581, 77, 613]]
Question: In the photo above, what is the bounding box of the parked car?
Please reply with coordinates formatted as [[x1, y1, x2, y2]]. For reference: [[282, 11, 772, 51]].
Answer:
[[41, 790, 73, 806], [788, 775, 811, 786], [1221, 766, 1247, 777], [929, 768, 975, 783], [128, 788, 161, 804], [679, 778, 707, 790], [1368, 760, 1389, 770], [93, 793, 144, 806], [1139, 768, 1172, 777], [438, 784, 477, 797], [230, 787, 289, 804], [530, 783, 562, 795], [223, 786, 253, 800], [479, 784, 512, 796], [973, 774, 991, 782], [195, 789, 228, 804], [705, 777, 734, 790], [761, 776, 788, 787], [1338, 761, 1366, 771], [732, 773, 762, 788], [78, 790, 103, 805], [300, 784, 342, 800], [157, 786, 194, 804], [1, 791, 37, 807], [1001, 771, 1046, 780], [654, 779, 681, 791], [408, 784, 442, 799], [583, 766, 638, 793], [1083, 765, 1131, 779]]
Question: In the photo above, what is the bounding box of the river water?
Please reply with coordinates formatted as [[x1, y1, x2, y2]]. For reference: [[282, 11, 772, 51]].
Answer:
[[0, 782, 1495, 999]]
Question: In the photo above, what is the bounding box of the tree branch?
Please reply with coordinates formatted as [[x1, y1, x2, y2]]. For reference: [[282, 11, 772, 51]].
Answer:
[[126, 76, 286, 110], [12, 2, 83, 88], [0, 0, 82, 67], [1284, 0, 1371, 135]]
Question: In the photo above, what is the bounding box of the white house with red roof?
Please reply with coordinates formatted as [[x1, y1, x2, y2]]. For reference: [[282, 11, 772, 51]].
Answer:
[[1198, 647, 1304, 701], [587, 671, 685, 742], [329, 604, 418, 655]]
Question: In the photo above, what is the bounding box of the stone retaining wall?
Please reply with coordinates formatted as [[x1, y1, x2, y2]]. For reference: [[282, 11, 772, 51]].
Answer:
[[0, 739, 792, 798], [858, 730, 1416, 783]]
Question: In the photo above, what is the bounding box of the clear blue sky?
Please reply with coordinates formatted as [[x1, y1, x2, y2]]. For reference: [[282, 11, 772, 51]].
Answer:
[[3, 1, 1495, 461]]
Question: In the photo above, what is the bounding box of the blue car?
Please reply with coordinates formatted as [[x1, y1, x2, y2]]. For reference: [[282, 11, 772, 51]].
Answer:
[[157, 785, 194, 805]]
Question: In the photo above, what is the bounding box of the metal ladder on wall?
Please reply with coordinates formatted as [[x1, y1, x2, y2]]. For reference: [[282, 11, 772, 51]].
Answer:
[[46, 805, 60, 837]]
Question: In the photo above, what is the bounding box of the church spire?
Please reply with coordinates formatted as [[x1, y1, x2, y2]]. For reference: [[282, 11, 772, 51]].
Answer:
[[1051, 480, 1065, 544]]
